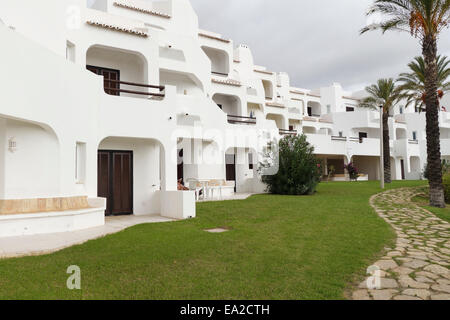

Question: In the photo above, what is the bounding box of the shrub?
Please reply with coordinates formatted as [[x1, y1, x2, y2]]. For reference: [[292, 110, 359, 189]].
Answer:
[[444, 173, 450, 204], [261, 134, 322, 195], [344, 162, 360, 181]]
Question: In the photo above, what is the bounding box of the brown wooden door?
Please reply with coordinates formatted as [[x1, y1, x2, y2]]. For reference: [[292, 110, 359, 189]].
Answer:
[[87, 65, 120, 96], [98, 150, 133, 216], [177, 149, 184, 183], [226, 154, 236, 192], [400, 160, 406, 180]]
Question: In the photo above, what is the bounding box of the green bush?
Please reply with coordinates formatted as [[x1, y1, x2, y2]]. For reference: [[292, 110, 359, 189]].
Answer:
[[444, 174, 450, 204], [261, 134, 322, 195]]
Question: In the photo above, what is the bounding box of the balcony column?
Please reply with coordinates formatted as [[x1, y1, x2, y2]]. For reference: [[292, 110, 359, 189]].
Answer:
[[160, 141, 177, 191]]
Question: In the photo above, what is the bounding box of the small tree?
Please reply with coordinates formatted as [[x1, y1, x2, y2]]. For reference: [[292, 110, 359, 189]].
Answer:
[[261, 134, 322, 195]]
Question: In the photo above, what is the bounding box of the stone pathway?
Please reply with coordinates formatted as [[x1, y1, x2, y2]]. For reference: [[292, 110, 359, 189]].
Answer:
[[352, 187, 450, 300]]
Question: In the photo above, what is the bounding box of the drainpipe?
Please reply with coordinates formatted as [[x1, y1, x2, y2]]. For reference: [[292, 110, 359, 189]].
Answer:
[[379, 106, 385, 189]]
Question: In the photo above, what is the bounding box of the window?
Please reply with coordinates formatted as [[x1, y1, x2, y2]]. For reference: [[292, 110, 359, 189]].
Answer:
[[346, 107, 355, 112], [327, 105, 331, 114], [412, 131, 417, 141], [338, 131, 343, 137], [66, 41, 75, 62], [399, 106, 404, 114], [248, 153, 254, 170], [359, 132, 368, 139], [75, 142, 86, 184]]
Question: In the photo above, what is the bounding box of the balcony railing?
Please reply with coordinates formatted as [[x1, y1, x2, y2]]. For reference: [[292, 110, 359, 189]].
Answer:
[[408, 139, 419, 144], [104, 80, 165, 98], [331, 136, 347, 141], [211, 71, 229, 77], [227, 115, 257, 125], [279, 129, 298, 135]]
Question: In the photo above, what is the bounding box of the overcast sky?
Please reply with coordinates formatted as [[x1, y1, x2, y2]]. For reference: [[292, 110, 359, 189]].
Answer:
[[190, 0, 450, 92]]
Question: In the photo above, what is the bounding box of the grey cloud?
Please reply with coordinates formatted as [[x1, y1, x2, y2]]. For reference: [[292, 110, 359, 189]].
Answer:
[[190, 0, 450, 91]]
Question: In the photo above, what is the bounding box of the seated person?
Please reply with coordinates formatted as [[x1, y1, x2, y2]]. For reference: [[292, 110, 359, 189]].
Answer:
[[177, 179, 189, 191]]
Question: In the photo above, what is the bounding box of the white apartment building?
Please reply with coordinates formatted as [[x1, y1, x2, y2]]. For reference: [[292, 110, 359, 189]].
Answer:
[[0, 0, 449, 237]]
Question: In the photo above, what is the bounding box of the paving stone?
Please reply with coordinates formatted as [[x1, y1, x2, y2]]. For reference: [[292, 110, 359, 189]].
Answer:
[[403, 259, 429, 269], [352, 290, 371, 300], [387, 251, 403, 257], [402, 289, 431, 300], [415, 276, 434, 284], [393, 295, 422, 300], [392, 267, 414, 275], [359, 278, 398, 289], [423, 264, 450, 278], [399, 275, 430, 289], [431, 284, 450, 294], [369, 289, 398, 300], [374, 259, 398, 270], [430, 294, 450, 300]]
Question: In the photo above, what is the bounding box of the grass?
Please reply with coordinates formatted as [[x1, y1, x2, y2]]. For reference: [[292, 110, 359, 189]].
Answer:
[[411, 188, 450, 223], [0, 180, 426, 300]]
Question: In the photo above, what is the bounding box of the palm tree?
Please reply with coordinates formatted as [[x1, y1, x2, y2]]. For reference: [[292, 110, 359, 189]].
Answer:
[[361, 0, 450, 208], [398, 55, 450, 111], [359, 79, 402, 183]]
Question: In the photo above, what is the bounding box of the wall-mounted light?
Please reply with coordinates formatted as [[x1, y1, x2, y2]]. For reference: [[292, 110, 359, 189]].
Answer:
[[8, 137, 17, 153]]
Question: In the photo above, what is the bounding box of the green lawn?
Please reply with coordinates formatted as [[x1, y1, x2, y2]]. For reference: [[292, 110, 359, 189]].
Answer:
[[0, 180, 425, 300], [411, 189, 450, 223]]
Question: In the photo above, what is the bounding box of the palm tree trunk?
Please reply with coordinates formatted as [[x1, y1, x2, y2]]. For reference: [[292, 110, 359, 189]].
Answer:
[[383, 112, 391, 183], [423, 35, 445, 208]]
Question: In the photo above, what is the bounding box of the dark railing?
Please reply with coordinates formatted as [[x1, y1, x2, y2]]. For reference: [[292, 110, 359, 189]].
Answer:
[[331, 136, 347, 141], [104, 80, 165, 97], [212, 71, 229, 77], [349, 137, 365, 143], [227, 115, 257, 125], [408, 139, 419, 144], [279, 129, 298, 135]]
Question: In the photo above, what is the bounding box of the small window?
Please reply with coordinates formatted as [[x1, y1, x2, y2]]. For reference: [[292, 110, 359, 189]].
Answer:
[[359, 132, 368, 139], [346, 107, 355, 112], [412, 131, 417, 141], [248, 153, 254, 170], [327, 105, 331, 114], [75, 142, 86, 184], [338, 131, 343, 137], [66, 41, 75, 63], [399, 106, 404, 114]]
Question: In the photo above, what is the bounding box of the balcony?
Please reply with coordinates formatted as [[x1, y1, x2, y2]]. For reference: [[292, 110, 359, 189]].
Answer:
[[347, 138, 380, 157], [227, 115, 256, 125], [103, 79, 165, 98], [279, 129, 298, 136], [332, 111, 380, 129], [305, 134, 346, 155]]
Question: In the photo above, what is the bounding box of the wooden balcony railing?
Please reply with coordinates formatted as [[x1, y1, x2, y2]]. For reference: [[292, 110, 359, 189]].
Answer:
[[227, 115, 257, 125], [104, 80, 165, 97], [279, 129, 298, 135]]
